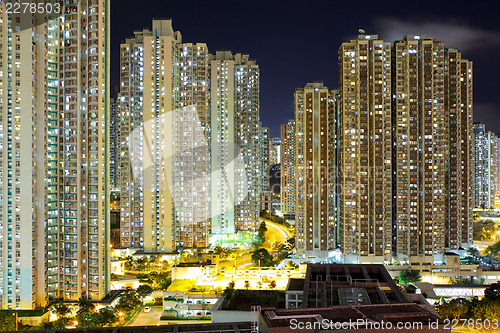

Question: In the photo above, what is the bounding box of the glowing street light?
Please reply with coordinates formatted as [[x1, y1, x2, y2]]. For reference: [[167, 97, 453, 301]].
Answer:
[[13, 312, 18, 331]]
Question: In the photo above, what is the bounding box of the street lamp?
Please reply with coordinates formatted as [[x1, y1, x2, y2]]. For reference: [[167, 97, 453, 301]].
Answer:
[[13, 312, 18, 331]]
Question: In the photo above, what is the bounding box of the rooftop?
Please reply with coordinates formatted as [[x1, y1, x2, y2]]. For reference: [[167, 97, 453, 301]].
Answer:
[[215, 290, 285, 312], [286, 278, 305, 291], [99, 290, 124, 304], [302, 264, 407, 308], [261, 303, 442, 331]]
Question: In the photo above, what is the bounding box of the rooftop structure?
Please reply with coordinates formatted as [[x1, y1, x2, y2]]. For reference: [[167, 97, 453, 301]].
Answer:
[[258, 304, 445, 333], [300, 264, 407, 308]]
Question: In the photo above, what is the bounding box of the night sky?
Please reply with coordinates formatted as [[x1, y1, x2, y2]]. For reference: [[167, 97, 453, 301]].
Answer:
[[111, 0, 500, 137]]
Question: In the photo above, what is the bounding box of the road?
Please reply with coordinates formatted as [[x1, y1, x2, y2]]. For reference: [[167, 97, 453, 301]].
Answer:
[[128, 306, 163, 326], [260, 219, 292, 251], [218, 219, 292, 269]]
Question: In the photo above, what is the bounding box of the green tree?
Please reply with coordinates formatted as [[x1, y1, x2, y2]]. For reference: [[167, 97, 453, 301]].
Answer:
[[397, 269, 422, 284], [224, 281, 235, 300], [484, 241, 500, 257], [224, 280, 235, 293], [76, 309, 117, 328], [115, 288, 141, 314], [257, 281, 263, 289], [473, 298, 500, 320], [124, 256, 135, 270], [136, 284, 153, 297], [161, 260, 170, 270], [244, 281, 251, 290], [76, 311, 99, 328], [257, 222, 268, 244], [0, 312, 16, 331], [213, 246, 231, 259], [54, 303, 71, 318], [260, 209, 271, 219], [251, 248, 273, 267], [52, 318, 70, 329], [95, 306, 118, 327], [77, 296, 95, 315], [149, 255, 160, 269], [484, 281, 500, 300], [473, 220, 497, 241], [271, 242, 285, 254], [436, 298, 470, 320], [269, 241, 292, 264], [136, 257, 148, 271], [148, 270, 172, 290]]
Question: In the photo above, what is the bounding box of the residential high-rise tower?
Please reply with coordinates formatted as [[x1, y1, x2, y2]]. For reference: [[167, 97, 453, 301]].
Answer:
[[294, 82, 336, 258], [0, 0, 110, 308], [338, 34, 393, 264], [210, 51, 261, 235], [280, 120, 296, 217], [392, 36, 473, 263], [119, 20, 212, 251], [473, 123, 500, 210]]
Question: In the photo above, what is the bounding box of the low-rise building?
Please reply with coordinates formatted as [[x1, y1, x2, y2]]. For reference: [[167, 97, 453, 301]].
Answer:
[[110, 276, 142, 290], [260, 191, 273, 211], [161, 292, 219, 318], [385, 253, 500, 285], [210, 290, 285, 323], [172, 262, 216, 280], [284, 278, 304, 309], [110, 247, 142, 258], [299, 264, 407, 308], [111, 259, 127, 276], [258, 304, 447, 333]]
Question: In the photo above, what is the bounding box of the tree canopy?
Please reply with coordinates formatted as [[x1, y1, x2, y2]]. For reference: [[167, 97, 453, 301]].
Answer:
[[0, 312, 16, 331], [397, 269, 422, 284], [436, 298, 470, 320], [484, 282, 500, 300], [484, 241, 500, 257], [251, 248, 273, 267], [473, 220, 498, 241]]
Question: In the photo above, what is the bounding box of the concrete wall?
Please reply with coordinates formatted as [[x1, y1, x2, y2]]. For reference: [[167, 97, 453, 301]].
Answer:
[[172, 266, 202, 280], [211, 309, 252, 323], [210, 296, 252, 323], [19, 311, 50, 326]]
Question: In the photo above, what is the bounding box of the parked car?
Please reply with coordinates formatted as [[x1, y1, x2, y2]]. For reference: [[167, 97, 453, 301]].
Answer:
[[144, 306, 151, 312]]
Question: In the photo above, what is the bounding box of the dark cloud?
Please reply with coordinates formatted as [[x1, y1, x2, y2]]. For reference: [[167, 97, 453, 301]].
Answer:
[[373, 17, 500, 50], [474, 103, 500, 134]]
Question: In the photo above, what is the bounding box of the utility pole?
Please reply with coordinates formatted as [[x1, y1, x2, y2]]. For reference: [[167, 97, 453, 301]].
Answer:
[[13, 311, 18, 331]]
